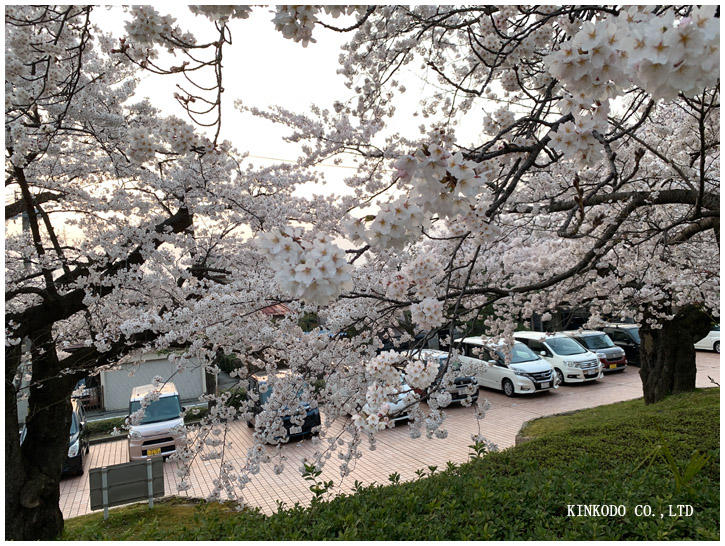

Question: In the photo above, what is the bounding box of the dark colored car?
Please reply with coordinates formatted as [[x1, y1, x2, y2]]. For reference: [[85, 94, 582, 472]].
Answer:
[[602, 325, 641, 366], [63, 398, 90, 475], [418, 350, 480, 404], [564, 330, 627, 372], [376, 331, 427, 354], [19, 398, 90, 476], [246, 371, 321, 442]]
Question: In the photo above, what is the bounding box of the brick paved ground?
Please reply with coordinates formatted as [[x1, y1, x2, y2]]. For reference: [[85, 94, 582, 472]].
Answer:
[[59, 351, 720, 519]]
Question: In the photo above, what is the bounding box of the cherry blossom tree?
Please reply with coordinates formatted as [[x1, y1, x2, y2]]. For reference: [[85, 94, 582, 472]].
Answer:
[[4, 5, 322, 538], [253, 4, 718, 403], [5, 5, 719, 540]]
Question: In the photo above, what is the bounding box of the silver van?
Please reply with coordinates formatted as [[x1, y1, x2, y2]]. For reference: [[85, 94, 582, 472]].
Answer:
[[127, 382, 185, 461]]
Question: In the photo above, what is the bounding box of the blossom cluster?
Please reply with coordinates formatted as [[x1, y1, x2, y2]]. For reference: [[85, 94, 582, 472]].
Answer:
[[403, 254, 441, 297], [397, 146, 485, 218], [123, 6, 196, 49], [365, 351, 406, 388], [548, 102, 609, 167], [410, 297, 444, 331], [257, 229, 353, 305], [189, 5, 252, 22], [365, 198, 425, 249], [349, 143, 489, 251], [272, 6, 364, 47], [404, 357, 438, 390], [546, 6, 720, 102]]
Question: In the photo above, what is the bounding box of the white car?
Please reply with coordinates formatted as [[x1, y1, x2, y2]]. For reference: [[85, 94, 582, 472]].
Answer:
[[694, 326, 720, 353], [362, 374, 413, 427], [455, 337, 558, 397], [513, 331, 603, 385]]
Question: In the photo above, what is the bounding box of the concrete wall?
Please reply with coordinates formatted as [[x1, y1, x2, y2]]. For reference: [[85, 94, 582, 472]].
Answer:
[[100, 353, 206, 412]]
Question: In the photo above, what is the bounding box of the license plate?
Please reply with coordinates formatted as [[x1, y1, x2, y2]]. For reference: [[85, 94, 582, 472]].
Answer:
[[609, 364, 617, 369], [147, 448, 161, 456], [541, 382, 550, 389], [586, 372, 597, 377]]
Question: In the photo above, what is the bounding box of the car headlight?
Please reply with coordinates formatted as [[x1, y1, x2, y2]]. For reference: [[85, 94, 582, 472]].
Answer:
[[68, 439, 80, 458], [513, 370, 528, 377], [563, 360, 580, 368]]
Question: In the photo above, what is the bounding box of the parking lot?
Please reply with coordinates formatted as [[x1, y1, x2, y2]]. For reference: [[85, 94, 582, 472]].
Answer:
[[59, 352, 720, 519]]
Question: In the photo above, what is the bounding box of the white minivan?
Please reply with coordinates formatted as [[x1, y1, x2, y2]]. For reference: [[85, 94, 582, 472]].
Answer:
[[513, 331, 603, 385], [456, 337, 558, 397]]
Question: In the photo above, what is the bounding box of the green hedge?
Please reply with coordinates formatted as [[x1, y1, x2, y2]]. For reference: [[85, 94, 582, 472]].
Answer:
[[64, 388, 719, 540], [85, 408, 210, 438], [84, 417, 127, 437]]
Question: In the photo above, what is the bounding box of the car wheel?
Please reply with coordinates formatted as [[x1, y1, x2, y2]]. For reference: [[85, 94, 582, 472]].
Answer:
[[75, 452, 84, 476], [555, 368, 565, 385], [502, 379, 515, 397], [715, 341, 720, 353]]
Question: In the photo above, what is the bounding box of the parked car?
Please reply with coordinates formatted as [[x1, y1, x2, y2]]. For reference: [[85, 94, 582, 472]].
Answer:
[[694, 325, 720, 353], [363, 373, 413, 427], [376, 330, 429, 354], [456, 337, 558, 397], [417, 349, 480, 404], [602, 324, 641, 366], [247, 371, 321, 441], [562, 330, 627, 372], [18, 397, 90, 476], [513, 331, 602, 385], [64, 398, 91, 475], [127, 382, 185, 461]]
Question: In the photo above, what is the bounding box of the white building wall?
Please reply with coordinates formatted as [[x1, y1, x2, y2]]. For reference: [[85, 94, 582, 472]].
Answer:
[[101, 353, 206, 411]]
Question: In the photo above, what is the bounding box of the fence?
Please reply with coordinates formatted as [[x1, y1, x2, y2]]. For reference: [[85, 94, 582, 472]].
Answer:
[[89, 457, 164, 519]]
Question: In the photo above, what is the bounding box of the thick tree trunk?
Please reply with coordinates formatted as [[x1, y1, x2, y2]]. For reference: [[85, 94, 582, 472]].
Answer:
[[5, 344, 27, 540], [5, 329, 76, 540], [639, 305, 713, 404]]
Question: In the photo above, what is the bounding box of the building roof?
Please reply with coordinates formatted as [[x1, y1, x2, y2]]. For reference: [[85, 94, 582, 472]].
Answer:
[[130, 382, 178, 401], [260, 303, 291, 316], [251, 369, 292, 384]]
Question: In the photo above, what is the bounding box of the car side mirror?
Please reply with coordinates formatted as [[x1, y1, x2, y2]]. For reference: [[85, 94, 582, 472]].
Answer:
[[540, 351, 546, 356], [181, 406, 186, 412], [487, 360, 496, 366]]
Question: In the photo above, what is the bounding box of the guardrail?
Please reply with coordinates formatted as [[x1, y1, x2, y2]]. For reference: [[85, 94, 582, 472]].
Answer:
[[89, 457, 164, 519]]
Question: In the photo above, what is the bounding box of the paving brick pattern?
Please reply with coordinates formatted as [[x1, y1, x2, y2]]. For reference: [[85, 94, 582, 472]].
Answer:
[[59, 352, 720, 519]]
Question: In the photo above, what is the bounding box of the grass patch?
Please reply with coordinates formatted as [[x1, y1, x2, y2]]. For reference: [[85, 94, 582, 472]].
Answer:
[[64, 389, 719, 540]]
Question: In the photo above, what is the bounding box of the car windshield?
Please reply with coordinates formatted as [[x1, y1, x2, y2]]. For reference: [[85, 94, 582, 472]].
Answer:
[[497, 342, 541, 364], [579, 334, 615, 350], [69, 412, 78, 435], [257, 383, 305, 405], [431, 355, 461, 372], [129, 395, 181, 424], [547, 337, 586, 356], [625, 327, 640, 343]]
